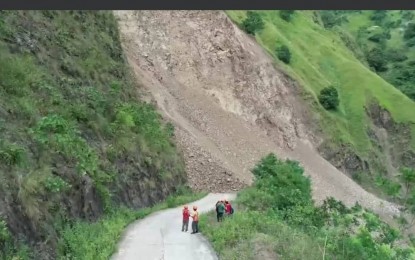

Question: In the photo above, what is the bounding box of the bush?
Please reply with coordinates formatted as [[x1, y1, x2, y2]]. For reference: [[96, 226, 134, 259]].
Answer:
[[279, 10, 295, 22], [275, 45, 291, 64], [0, 142, 25, 166], [242, 11, 264, 35], [318, 86, 340, 110], [385, 48, 408, 62], [404, 23, 415, 40], [320, 11, 341, 29], [250, 154, 312, 210], [370, 10, 387, 25], [368, 32, 389, 43], [366, 47, 388, 72], [201, 155, 415, 260]]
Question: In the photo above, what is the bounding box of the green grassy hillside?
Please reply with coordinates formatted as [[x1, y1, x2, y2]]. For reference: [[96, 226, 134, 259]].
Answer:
[[327, 10, 415, 101], [227, 11, 415, 196], [0, 11, 187, 258]]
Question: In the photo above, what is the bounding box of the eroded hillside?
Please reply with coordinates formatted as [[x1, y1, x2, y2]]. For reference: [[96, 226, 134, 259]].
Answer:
[[115, 10, 315, 190], [115, 10, 402, 221]]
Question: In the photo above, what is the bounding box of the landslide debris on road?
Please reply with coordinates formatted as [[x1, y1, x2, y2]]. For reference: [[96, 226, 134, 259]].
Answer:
[[114, 11, 402, 222]]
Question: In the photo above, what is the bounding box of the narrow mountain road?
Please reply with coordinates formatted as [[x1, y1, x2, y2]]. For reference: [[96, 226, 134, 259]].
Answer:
[[111, 193, 236, 260]]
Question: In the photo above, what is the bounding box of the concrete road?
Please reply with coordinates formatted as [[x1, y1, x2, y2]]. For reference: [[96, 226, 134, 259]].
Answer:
[[111, 193, 236, 260]]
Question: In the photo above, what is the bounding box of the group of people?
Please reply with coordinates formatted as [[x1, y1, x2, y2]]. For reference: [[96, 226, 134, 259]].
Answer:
[[181, 199, 234, 235], [181, 205, 199, 234], [215, 199, 233, 222]]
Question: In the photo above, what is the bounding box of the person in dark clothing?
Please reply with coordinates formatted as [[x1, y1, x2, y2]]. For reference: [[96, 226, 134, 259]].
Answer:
[[215, 201, 221, 222], [216, 200, 225, 222]]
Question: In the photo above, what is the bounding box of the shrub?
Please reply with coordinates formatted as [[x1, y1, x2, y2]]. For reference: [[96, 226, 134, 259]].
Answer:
[[320, 11, 341, 29], [366, 47, 388, 72], [276, 45, 291, 64], [318, 86, 340, 110], [201, 155, 415, 260], [44, 176, 71, 193], [370, 10, 387, 25], [385, 48, 408, 62], [242, 11, 264, 35], [368, 33, 387, 43], [250, 154, 312, 210], [0, 142, 25, 167], [404, 23, 415, 40], [279, 10, 295, 22]]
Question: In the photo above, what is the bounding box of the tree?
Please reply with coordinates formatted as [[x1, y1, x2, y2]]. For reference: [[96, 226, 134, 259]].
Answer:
[[279, 10, 295, 22], [366, 47, 388, 72], [242, 11, 265, 35], [385, 48, 408, 62], [320, 11, 341, 29], [370, 10, 387, 25], [399, 167, 415, 199], [276, 45, 291, 64], [404, 23, 415, 41], [318, 86, 339, 110]]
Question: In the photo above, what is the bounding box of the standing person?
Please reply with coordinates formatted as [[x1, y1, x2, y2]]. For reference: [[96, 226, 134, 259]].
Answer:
[[217, 200, 225, 222], [182, 205, 190, 232], [191, 205, 199, 234], [215, 201, 221, 222], [225, 200, 233, 216]]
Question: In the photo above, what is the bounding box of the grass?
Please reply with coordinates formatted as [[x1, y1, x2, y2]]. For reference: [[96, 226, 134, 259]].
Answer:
[[201, 154, 415, 260], [0, 11, 187, 258], [226, 11, 415, 157], [200, 211, 324, 260], [226, 11, 415, 200], [58, 188, 207, 260]]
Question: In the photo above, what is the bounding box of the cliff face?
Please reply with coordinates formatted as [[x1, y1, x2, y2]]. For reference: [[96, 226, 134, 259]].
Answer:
[[0, 11, 186, 258]]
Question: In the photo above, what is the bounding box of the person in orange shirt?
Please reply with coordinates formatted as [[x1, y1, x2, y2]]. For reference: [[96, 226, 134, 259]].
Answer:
[[182, 205, 190, 232], [190, 205, 199, 234]]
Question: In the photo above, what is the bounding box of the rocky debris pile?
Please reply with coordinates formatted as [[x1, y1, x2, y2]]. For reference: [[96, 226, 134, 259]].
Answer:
[[175, 127, 247, 192]]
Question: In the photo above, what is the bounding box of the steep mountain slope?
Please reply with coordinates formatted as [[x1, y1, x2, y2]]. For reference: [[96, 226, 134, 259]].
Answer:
[[226, 11, 415, 196], [328, 10, 415, 100], [115, 10, 401, 224], [0, 11, 186, 258]]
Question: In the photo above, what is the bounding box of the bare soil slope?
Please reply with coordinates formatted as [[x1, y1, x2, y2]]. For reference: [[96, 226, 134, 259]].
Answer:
[[114, 11, 401, 221]]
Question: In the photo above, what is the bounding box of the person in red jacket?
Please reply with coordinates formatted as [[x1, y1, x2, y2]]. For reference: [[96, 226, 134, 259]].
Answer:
[[181, 205, 190, 232], [225, 200, 233, 216]]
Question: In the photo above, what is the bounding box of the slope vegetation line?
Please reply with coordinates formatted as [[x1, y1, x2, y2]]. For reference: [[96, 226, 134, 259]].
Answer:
[[111, 193, 235, 260], [114, 11, 401, 222]]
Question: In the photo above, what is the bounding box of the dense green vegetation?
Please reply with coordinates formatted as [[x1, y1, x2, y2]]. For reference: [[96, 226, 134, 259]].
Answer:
[[227, 10, 415, 200], [275, 45, 291, 64], [0, 11, 187, 258], [201, 154, 415, 259], [318, 86, 340, 110], [242, 11, 265, 35], [322, 10, 415, 101]]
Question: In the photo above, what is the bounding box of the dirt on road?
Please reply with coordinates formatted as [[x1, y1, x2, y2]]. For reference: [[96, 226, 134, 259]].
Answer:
[[114, 10, 402, 223]]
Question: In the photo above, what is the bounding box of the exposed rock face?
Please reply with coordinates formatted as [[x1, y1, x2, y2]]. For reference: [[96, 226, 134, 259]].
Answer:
[[365, 102, 415, 170]]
